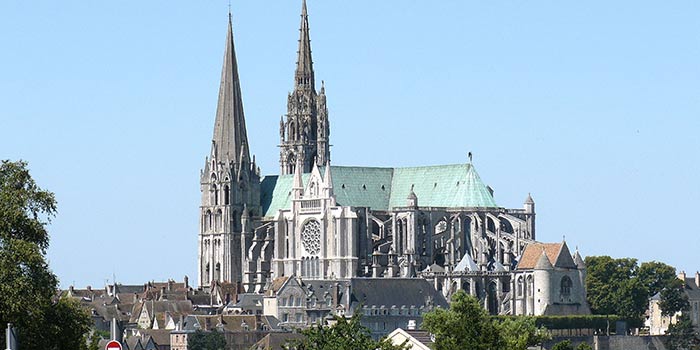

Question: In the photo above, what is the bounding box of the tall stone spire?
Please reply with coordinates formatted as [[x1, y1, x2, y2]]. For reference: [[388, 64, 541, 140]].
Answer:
[[295, 0, 314, 90], [212, 13, 249, 163], [280, 0, 330, 175], [199, 13, 261, 289]]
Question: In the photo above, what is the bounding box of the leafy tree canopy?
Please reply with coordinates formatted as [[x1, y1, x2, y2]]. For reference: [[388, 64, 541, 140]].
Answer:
[[0, 160, 92, 350], [660, 278, 690, 317], [284, 313, 406, 350], [549, 340, 593, 350], [423, 291, 504, 350], [424, 291, 550, 350], [585, 256, 686, 323], [638, 261, 678, 297], [665, 313, 700, 350], [188, 329, 227, 350], [495, 316, 550, 350]]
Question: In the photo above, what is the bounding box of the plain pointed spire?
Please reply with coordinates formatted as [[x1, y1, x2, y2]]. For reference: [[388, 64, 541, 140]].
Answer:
[[212, 13, 249, 164], [295, 0, 315, 90]]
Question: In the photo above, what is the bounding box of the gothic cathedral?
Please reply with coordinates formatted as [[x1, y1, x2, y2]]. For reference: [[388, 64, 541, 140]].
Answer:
[[198, 1, 590, 316]]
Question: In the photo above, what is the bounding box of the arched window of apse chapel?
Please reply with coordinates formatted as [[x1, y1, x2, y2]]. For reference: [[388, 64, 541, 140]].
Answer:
[[560, 276, 573, 297]]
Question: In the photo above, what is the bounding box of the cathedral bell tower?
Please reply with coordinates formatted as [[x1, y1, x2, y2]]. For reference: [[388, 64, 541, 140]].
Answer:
[[279, 0, 330, 175], [199, 13, 261, 288]]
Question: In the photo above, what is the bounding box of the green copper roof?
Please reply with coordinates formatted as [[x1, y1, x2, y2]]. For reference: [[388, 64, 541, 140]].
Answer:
[[389, 164, 497, 208], [260, 164, 498, 217]]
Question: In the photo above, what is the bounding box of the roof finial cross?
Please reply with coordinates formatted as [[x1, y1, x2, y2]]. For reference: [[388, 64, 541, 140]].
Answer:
[[228, 0, 232, 20], [468, 151, 473, 164]]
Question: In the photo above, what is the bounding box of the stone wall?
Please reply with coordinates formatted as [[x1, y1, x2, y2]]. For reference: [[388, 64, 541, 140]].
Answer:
[[543, 335, 668, 350]]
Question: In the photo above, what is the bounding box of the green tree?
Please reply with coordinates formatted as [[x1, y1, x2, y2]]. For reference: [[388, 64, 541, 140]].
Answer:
[[665, 313, 700, 350], [584, 256, 647, 323], [188, 329, 227, 350], [576, 342, 593, 350], [422, 290, 502, 350], [494, 316, 549, 350], [551, 339, 573, 350], [659, 278, 690, 316], [638, 261, 677, 297], [0, 160, 92, 350], [284, 313, 405, 350]]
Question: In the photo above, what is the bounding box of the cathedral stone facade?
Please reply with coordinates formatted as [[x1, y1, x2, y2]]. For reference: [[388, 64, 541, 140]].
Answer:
[[198, 1, 589, 316]]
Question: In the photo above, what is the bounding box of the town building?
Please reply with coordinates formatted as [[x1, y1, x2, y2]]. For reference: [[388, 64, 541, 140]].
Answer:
[[647, 271, 700, 335]]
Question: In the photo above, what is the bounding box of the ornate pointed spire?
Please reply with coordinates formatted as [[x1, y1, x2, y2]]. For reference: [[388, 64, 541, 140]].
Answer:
[[323, 161, 333, 198], [295, 0, 315, 90], [212, 13, 249, 164], [292, 157, 304, 199]]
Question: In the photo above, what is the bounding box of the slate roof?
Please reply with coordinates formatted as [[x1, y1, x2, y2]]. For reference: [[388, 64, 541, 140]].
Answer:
[[684, 275, 700, 300], [114, 284, 147, 294], [252, 333, 304, 350], [349, 278, 449, 310], [139, 329, 171, 346], [404, 329, 434, 347], [261, 164, 498, 217], [232, 293, 263, 310]]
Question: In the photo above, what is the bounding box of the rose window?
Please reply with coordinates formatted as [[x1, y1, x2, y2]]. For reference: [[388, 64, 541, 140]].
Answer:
[[301, 220, 321, 255]]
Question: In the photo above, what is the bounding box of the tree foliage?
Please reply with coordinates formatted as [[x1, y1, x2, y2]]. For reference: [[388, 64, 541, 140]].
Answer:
[[188, 329, 227, 350], [638, 261, 678, 297], [660, 278, 690, 317], [584, 256, 647, 322], [494, 316, 550, 350], [284, 313, 405, 350], [423, 291, 549, 350], [585, 256, 686, 324], [665, 313, 700, 350], [423, 290, 502, 350], [0, 160, 92, 350], [551, 340, 573, 350], [550, 340, 594, 350]]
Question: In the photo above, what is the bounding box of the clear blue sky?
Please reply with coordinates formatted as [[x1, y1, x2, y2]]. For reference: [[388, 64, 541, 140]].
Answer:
[[1, 1, 698, 289]]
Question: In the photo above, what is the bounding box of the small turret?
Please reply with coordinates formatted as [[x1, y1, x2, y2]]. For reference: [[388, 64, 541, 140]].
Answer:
[[292, 158, 304, 199], [323, 161, 334, 200], [534, 249, 553, 270], [407, 189, 418, 208], [524, 193, 535, 213], [372, 250, 382, 278], [573, 247, 585, 270]]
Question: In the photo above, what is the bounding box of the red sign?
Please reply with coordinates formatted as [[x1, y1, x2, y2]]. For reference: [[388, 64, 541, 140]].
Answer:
[[105, 340, 122, 350]]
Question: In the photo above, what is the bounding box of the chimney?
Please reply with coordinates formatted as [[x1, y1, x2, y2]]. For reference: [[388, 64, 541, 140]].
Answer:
[[69, 285, 75, 294], [87, 285, 92, 292], [168, 279, 174, 291], [679, 271, 687, 281], [407, 320, 416, 330], [184, 275, 189, 289], [695, 271, 699, 288]]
